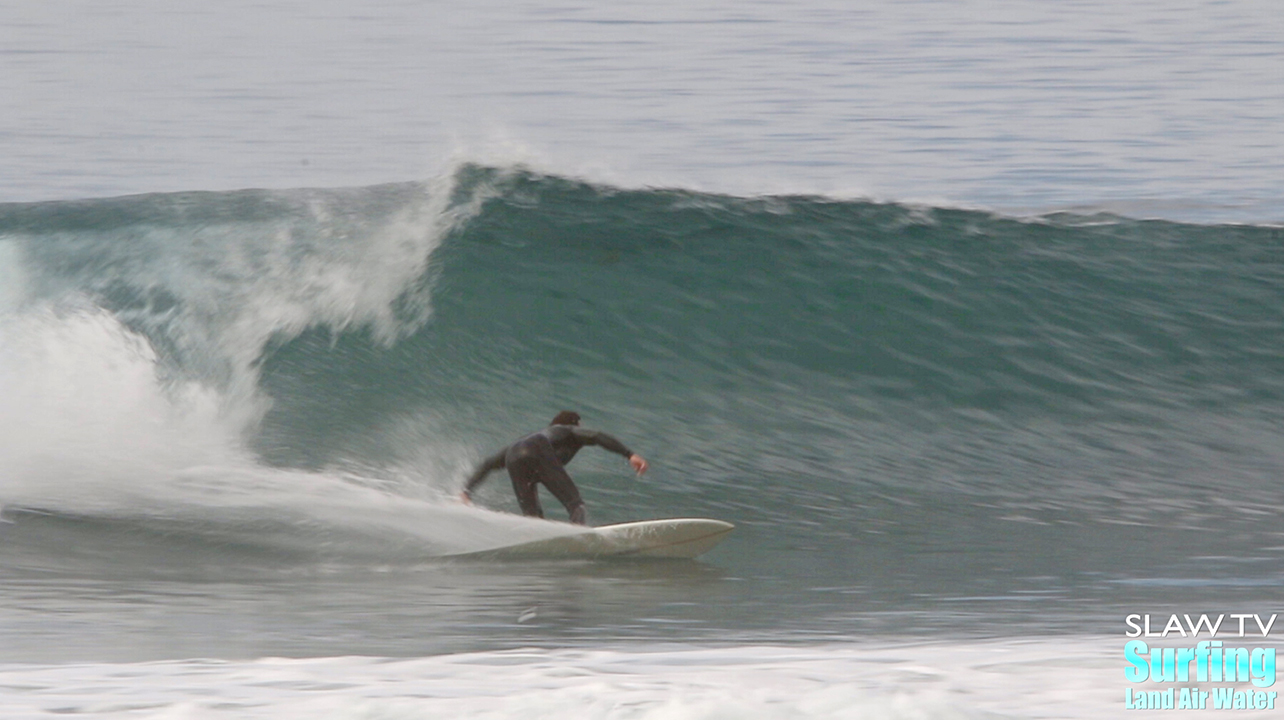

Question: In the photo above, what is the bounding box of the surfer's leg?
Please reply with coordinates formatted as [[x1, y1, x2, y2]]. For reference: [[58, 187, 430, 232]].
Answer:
[[535, 456, 587, 525], [506, 456, 544, 518], [567, 503, 587, 525]]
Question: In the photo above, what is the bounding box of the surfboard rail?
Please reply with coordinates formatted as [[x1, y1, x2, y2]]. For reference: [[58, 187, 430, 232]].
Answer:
[[446, 518, 734, 560]]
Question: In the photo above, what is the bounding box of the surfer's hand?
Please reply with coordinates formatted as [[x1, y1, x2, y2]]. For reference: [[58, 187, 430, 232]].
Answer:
[[629, 454, 649, 476], [459, 491, 472, 505]]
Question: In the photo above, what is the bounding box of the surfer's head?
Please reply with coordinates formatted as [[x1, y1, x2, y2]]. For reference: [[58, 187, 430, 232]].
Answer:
[[550, 410, 581, 426]]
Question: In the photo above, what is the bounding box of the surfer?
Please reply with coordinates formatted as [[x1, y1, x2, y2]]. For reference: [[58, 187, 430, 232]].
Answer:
[[459, 411, 649, 525]]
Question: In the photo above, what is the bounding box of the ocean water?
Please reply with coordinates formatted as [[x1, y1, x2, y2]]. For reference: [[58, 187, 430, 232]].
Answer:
[[2, 1, 1283, 718]]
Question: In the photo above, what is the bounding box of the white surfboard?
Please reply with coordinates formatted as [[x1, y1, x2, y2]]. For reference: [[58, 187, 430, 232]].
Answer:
[[448, 518, 734, 560]]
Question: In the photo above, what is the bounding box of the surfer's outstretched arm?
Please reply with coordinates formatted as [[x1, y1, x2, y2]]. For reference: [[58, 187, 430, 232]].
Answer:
[[460, 449, 507, 503], [570, 428, 649, 475]]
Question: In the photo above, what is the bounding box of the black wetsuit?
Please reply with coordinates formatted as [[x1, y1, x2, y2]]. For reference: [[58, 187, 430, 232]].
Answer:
[[463, 424, 635, 525]]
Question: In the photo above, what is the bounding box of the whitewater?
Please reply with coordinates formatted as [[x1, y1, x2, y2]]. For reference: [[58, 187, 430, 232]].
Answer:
[[2, 0, 1283, 718]]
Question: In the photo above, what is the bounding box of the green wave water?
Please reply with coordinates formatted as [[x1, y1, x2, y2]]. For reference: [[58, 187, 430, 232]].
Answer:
[[263, 167, 1284, 512]]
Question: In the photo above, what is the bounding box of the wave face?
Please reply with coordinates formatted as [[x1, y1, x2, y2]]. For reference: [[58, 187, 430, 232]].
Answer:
[[260, 166, 1284, 511], [1, 165, 1283, 565]]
